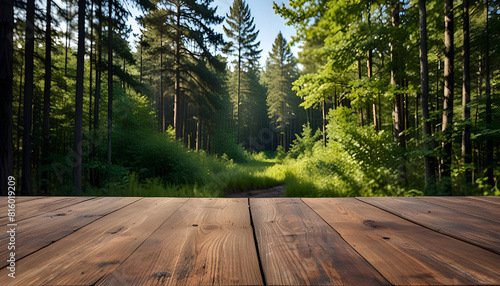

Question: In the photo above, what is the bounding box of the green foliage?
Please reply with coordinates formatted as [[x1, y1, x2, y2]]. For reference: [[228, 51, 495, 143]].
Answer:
[[210, 129, 248, 163], [287, 124, 321, 159]]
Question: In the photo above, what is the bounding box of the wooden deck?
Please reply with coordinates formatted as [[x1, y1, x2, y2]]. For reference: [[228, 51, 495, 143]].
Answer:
[[1, 196, 500, 285]]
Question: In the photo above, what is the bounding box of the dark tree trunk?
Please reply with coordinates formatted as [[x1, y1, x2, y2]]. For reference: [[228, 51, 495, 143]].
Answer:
[[462, 0, 472, 185], [160, 32, 164, 132], [89, 0, 93, 132], [357, 59, 364, 126], [419, 0, 436, 193], [0, 0, 14, 196], [16, 52, 23, 180], [139, 36, 143, 85], [64, 1, 71, 77], [94, 0, 102, 136], [484, 0, 493, 187], [91, 0, 101, 184], [41, 0, 52, 194], [441, 0, 454, 194], [22, 0, 35, 195], [74, 0, 85, 195], [107, 0, 112, 165], [174, 3, 181, 140], [196, 109, 200, 152]]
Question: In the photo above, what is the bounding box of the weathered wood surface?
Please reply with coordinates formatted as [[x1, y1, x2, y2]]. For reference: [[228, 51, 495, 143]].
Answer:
[[416, 196, 500, 224], [0, 196, 94, 226], [303, 198, 500, 285], [251, 198, 388, 285], [100, 198, 263, 286], [0, 197, 139, 268], [358, 196, 500, 255], [1, 196, 499, 285]]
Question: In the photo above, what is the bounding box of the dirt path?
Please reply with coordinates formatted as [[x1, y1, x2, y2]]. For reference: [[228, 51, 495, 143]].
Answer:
[[226, 185, 285, 198]]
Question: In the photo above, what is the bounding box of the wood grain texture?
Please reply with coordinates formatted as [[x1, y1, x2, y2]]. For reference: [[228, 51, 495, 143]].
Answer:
[[0, 197, 139, 268], [0, 196, 95, 225], [357, 197, 500, 255], [417, 196, 500, 224], [250, 198, 389, 285], [0, 196, 68, 219], [9, 196, 43, 203], [304, 198, 500, 285], [1, 197, 187, 286], [471, 196, 500, 205], [99, 198, 263, 286]]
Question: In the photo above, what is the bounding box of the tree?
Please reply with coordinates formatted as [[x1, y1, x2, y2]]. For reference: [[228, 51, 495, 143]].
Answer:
[[484, 0, 493, 187], [390, 0, 405, 147], [22, 0, 35, 195], [441, 0, 454, 194], [419, 0, 435, 192], [93, 0, 102, 147], [74, 0, 85, 195], [223, 0, 261, 144], [107, 0, 112, 165], [462, 0, 471, 185], [41, 0, 52, 193], [141, 0, 224, 141], [263, 32, 298, 151], [0, 0, 14, 196]]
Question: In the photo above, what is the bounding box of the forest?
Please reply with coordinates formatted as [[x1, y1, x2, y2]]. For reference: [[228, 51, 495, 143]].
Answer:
[[0, 0, 498, 197]]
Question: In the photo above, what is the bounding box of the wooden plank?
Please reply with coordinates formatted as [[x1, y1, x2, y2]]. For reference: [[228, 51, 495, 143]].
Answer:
[[417, 196, 500, 224], [0, 197, 140, 268], [99, 198, 263, 286], [0, 196, 63, 219], [0, 196, 96, 225], [1, 197, 187, 286], [358, 197, 500, 255], [250, 198, 388, 285], [471, 196, 500, 205], [13, 196, 44, 203], [304, 198, 500, 285]]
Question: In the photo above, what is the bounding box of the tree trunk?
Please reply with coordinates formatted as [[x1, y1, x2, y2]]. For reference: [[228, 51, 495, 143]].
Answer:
[[107, 0, 112, 165], [64, 1, 71, 77], [484, 0, 493, 187], [441, 0, 454, 194], [93, 0, 102, 157], [139, 36, 143, 85], [196, 110, 200, 152], [237, 51, 241, 144], [174, 3, 181, 140], [391, 0, 405, 147], [462, 0, 472, 185], [0, 0, 14, 196], [17, 51, 23, 180], [89, 0, 93, 133], [74, 0, 85, 195], [391, 0, 407, 186], [22, 0, 35, 195], [419, 0, 436, 192], [41, 0, 52, 194], [368, 49, 377, 131], [160, 32, 164, 132], [322, 99, 326, 147], [357, 59, 364, 126]]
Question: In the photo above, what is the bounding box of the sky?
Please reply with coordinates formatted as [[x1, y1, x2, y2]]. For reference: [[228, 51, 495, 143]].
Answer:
[[127, 0, 299, 68]]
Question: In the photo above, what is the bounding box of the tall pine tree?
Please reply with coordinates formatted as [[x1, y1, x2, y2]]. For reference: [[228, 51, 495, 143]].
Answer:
[[223, 0, 261, 144], [263, 32, 298, 151]]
